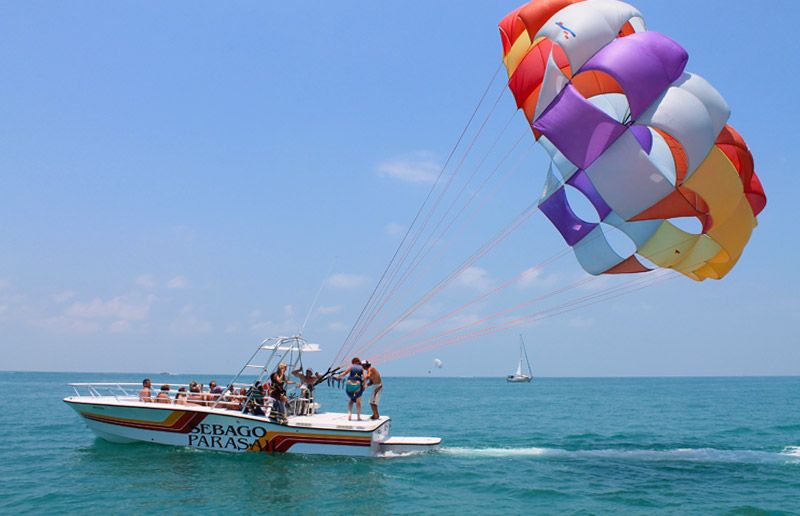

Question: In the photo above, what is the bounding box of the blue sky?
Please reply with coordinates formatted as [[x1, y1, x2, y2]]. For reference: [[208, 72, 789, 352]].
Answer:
[[0, 1, 797, 376]]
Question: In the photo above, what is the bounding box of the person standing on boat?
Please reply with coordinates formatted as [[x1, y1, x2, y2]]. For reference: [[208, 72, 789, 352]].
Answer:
[[292, 367, 317, 415], [138, 378, 152, 402], [337, 358, 365, 421], [269, 363, 294, 422], [363, 361, 383, 420], [291, 368, 316, 391], [245, 381, 266, 416]]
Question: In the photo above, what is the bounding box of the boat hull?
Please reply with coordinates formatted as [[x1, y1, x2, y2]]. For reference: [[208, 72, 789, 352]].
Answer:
[[506, 375, 532, 383], [64, 397, 392, 457]]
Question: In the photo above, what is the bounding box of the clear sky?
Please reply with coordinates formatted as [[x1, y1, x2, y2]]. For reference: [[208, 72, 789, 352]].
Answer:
[[0, 1, 797, 377]]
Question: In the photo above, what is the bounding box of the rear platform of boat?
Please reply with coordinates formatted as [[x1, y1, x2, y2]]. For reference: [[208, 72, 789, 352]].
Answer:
[[378, 436, 442, 455]]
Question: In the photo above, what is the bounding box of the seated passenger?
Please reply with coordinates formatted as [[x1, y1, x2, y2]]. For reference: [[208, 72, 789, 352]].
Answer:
[[204, 380, 221, 404], [209, 380, 224, 395], [156, 384, 172, 404], [219, 384, 239, 410], [175, 387, 188, 405], [138, 378, 152, 402], [187, 381, 204, 405]]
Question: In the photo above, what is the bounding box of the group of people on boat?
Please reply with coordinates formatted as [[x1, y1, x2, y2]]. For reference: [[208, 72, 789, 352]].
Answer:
[[136, 365, 322, 421], [136, 357, 383, 423], [336, 358, 382, 421], [242, 363, 321, 422], [138, 378, 241, 407]]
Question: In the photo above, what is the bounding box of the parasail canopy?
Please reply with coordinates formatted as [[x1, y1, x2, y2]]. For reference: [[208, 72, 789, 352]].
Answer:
[[499, 0, 766, 281]]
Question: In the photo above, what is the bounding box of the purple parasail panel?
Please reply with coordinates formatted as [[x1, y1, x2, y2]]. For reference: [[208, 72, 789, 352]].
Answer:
[[533, 85, 627, 170], [578, 31, 688, 121], [539, 186, 597, 247], [566, 169, 613, 220], [629, 124, 653, 154]]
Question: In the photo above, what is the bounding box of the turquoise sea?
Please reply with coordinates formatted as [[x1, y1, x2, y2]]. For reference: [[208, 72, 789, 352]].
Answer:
[[1, 372, 798, 514]]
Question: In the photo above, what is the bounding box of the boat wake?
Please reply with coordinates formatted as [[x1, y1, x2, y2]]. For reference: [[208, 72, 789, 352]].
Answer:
[[438, 446, 800, 464]]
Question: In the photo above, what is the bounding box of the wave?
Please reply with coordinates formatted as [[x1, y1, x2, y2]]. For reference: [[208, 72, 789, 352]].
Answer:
[[438, 446, 800, 464]]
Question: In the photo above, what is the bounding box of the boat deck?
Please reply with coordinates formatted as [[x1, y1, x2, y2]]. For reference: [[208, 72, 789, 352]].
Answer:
[[289, 412, 388, 431]]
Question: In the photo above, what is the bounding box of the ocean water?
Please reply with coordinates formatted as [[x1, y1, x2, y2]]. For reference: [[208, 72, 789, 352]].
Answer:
[[1, 372, 799, 514]]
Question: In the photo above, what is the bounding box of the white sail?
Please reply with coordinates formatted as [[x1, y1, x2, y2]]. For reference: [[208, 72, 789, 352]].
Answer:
[[515, 359, 523, 377]]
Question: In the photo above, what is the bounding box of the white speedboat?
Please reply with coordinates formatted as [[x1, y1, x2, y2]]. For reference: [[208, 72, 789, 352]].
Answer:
[[64, 336, 440, 457], [506, 334, 533, 383]]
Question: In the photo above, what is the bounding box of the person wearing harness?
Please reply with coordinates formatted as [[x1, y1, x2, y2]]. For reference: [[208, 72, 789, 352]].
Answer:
[[363, 361, 383, 420], [337, 358, 365, 421]]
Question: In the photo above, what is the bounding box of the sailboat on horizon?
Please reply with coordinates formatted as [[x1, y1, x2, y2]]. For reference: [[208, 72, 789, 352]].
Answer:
[[506, 334, 533, 383]]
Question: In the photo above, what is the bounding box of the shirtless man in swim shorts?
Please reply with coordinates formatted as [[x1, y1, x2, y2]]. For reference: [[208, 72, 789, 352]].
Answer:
[[139, 378, 152, 402], [363, 361, 383, 420]]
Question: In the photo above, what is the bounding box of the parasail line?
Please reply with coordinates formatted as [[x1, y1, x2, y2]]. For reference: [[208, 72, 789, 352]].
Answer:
[[371, 224, 701, 363], [299, 256, 338, 337], [332, 63, 504, 367], [372, 224, 705, 364], [345, 129, 529, 357], [367, 202, 715, 360], [353, 201, 649, 361], [341, 89, 511, 357], [373, 261, 588, 359], [347, 200, 539, 364], [371, 275, 600, 363], [383, 272, 677, 363], [374, 271, 677, 364]]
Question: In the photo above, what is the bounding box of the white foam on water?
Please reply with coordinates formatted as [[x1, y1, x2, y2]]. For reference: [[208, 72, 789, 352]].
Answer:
[[378, 450, 428, 458], [441, 447, 551, 458], [439, 446, 800, 464], [781, 445, 800, 458]]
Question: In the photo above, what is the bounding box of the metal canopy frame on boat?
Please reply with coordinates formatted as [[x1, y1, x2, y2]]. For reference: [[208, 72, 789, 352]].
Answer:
[[226, 335, 320, 413]]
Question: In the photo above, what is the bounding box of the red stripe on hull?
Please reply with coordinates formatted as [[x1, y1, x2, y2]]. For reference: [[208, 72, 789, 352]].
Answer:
[[269, 434, 371, 453], [83, 411, 207, 434]]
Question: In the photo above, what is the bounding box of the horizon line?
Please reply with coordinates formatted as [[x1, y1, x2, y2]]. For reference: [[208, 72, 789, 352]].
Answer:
[[2, 369, 799, 379]]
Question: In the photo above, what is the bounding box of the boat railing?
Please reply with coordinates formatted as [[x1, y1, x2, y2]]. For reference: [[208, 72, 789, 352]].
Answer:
[[67, 381, 318, 417], [69, 382, 258, 404]]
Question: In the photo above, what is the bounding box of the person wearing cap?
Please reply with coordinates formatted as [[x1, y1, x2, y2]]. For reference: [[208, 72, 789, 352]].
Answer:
[[291, 368, 317, 391], [291, 367, 317, 415], [363, 361, 383, 420]]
